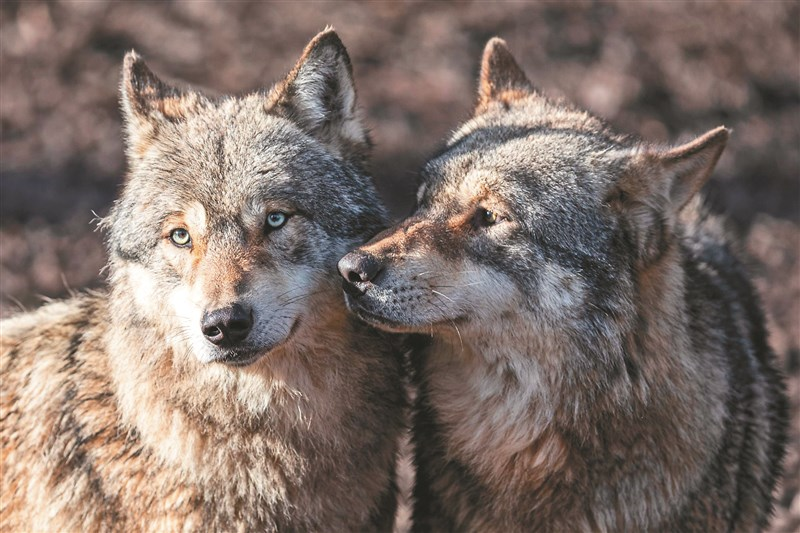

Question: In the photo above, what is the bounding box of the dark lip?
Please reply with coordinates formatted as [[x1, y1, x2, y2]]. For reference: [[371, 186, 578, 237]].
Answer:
[[216, 351, 262, 367], [210, 346, 265, 367], [353, 308, 415, 332], [344, 292, 399, 327], [346, 293, 469, 333], [346, 299, 425, 333], [211, 318, 302, 368]]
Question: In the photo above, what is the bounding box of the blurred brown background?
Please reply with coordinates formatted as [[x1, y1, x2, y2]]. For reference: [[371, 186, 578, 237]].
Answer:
[[0, 1, 797, 530]]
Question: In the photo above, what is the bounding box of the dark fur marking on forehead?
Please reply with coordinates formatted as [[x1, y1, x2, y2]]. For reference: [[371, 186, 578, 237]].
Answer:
[[428, 125, 626, 174], [205, 216, 246, 240]]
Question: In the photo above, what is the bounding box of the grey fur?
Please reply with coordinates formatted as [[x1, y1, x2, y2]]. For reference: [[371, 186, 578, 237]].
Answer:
[[2, 30, 402, 532], [340, 38, 787, 532]]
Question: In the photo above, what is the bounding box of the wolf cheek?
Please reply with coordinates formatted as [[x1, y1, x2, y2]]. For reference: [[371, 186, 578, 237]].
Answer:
[[338, 217, 522, 335], [2, 29, 403, 532], [340, 37, 787, 533]]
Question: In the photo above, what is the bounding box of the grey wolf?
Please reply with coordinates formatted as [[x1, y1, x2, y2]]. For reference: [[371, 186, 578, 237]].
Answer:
[[1, 29, 403, 531], [339, 38, 787, 532]]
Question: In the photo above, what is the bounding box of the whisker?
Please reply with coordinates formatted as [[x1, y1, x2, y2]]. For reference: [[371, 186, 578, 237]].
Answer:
[[3, 294, 28, 314], [431, 290, 455, 304], [280, 287, 338, 306], [431, 280, 486, 289], [451, 321, 464, 352], [273, 286, 309, 301], [429, 295, 463, 351]]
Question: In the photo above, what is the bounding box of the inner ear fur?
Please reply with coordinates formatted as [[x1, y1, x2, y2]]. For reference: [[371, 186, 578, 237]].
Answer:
[[268, 28, 369, 163], [608, 126, 730, 262], [475, 37, 535, 115]]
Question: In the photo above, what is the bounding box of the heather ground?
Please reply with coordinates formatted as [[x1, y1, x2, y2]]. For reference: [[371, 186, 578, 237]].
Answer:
[[1, 2, 797, 530]]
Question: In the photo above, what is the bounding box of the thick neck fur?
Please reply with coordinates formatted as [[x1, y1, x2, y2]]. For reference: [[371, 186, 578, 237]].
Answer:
[[420, 245, 728, 530], [105, 266, 371, 482], [2, 260, 400, 531]]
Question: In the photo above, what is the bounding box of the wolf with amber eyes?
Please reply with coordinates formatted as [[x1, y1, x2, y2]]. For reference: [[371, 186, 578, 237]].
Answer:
[[1, 30, 403, 532], [339, 38, 787, 532]]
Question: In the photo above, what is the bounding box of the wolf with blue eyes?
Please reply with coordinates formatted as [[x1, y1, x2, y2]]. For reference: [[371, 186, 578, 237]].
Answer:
[[111, 34, 385, 369], [1, 30, 403, 532]]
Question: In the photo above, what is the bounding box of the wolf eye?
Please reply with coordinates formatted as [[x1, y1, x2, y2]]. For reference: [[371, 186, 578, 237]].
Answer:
[[479, 209, 498, 226], [170, 228, 192, 247], [266, 211, 288, 230]]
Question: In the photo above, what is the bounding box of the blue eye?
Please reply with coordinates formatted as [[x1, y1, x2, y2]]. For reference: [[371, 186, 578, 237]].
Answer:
[[170, 228, 192, 247], [266, 211, 288, 230]]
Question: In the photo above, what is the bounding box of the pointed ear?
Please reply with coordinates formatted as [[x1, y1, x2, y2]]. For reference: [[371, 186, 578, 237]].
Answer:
[[655, 126, 730, 210], [612, 127, 730, 211], [120, 51, 199, 157], [476, 37, 535, 115], [607, 127, 729, 262], [268, 29, 369, 163]]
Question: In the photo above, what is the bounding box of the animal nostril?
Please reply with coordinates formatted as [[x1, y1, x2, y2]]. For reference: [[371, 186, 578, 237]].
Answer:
[[201, 304, 253, 346], [338, 251, 384, 285], [202, 325, 222, 338], [342, 279, 366, 297], [359, 255, 383, 283]]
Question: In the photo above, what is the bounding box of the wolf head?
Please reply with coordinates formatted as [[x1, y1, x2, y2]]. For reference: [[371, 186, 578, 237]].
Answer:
[[106, 30, 386, 366], [339, 38, 727, 350]]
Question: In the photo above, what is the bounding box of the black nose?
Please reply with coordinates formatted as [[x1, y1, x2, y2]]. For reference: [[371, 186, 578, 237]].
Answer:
[[201, 303, 253, 347], [338, 251, 383, 284]]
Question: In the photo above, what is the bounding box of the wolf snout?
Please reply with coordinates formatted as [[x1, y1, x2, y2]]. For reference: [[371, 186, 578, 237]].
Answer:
[[338, 251, 383, 296], [201, 303, 253, 347]]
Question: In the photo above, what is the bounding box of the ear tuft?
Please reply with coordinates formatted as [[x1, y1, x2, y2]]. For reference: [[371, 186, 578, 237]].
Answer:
[[476, 37, 534, 114], [269, 29, 369, 163]]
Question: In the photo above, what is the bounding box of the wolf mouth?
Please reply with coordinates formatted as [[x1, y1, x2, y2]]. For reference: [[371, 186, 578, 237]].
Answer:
[[347, 296, 466, 334], [216, 350, 263, 367], [351, 306, 405, 329], [212, 318, 302, 367]]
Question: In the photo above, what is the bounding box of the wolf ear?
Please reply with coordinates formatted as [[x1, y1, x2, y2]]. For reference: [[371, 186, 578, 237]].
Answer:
[[120, 51, 199, 156], [653, 126, 730, 210], [269, 29, 369, 163], [475, 37, 535, 115], [608, 127, 729, 261], [619, 127, 730, 211]]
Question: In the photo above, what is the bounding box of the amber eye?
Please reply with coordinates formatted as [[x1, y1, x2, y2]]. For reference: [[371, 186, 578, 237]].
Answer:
[[266, 211, 288, 231], [480, 208, 498, 226], [169, 228, 192, 247]]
